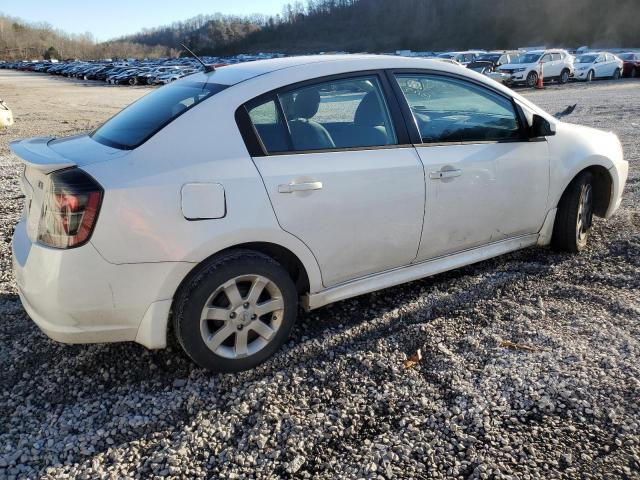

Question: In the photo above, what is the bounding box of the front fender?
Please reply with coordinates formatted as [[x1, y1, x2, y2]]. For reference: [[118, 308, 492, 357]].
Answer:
[[546, 122, 625, 214]]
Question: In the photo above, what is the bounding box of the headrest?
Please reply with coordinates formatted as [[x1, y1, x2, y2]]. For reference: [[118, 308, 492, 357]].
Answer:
[[354, 92, 385, 127], [293, 89, 321, 119]]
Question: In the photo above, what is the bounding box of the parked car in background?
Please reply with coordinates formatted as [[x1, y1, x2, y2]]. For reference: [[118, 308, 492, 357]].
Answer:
[[432, 57, 464, 67], [0, 99, 13, 128], [572, 52, 622, 81], [436, 51, 483, 66], [467, 51, 520, 83], [499, 49, 573, 87], [10, 55, 628, 372], [619, 52, 640, 78], [138, 66, 182, 85], [153, 68, 199, 84]]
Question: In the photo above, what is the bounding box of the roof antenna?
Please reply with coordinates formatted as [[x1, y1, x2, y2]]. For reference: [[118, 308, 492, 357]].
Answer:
[[180, 42, 216, 73]]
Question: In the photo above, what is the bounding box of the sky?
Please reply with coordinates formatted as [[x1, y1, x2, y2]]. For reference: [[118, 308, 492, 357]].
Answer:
[[0, 0, 287, 41]]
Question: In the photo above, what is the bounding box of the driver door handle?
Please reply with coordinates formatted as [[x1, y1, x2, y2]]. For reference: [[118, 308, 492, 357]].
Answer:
[[429, 169, 462, 180], [278, 181, 323, 193]]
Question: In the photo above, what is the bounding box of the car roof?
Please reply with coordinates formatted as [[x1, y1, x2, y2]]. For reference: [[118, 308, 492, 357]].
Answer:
[[191, 54, 473, 86]]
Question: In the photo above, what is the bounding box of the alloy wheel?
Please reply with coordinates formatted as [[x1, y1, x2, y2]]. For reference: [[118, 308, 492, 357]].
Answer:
[[576, 183, 593, 246], [199, 275, 284, 359]]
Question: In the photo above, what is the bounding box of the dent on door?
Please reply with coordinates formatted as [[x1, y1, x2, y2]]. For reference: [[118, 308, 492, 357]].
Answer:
[[415, 141, 549, 261], [253, 148, 426, 287]]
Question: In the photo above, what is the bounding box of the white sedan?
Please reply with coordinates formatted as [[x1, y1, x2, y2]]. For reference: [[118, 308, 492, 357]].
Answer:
[[572, 52, 623, 81], [10, 55, 628, 372]]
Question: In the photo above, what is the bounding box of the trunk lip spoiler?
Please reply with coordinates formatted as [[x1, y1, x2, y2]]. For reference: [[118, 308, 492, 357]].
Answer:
[[9, 136, 76, 174]]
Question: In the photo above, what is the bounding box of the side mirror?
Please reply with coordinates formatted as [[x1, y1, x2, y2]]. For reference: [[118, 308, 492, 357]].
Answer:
[[530, 114, 556, 138]]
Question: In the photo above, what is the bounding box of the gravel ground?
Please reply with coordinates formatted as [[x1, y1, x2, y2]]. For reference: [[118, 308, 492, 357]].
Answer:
[[0, 71, 639, 479]]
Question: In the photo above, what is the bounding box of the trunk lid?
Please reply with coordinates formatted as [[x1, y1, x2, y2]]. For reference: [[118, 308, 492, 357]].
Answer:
[[10, 134, 127, 241], [10, 134, 128, 173]]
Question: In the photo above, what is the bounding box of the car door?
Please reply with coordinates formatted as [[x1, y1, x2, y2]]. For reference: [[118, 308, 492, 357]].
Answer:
[[240, 73, 426, 287], [391, 72, 550, 261], [538, 53, 553, 78], [604, 54, 617, 76], [594, 54, 607, 77]]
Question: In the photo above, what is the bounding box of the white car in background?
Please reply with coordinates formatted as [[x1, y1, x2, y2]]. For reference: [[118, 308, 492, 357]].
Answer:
[[153, 68, 199, 85], [572, 52, 623, 81], [10, 55, 627, 372], [499, 49, 574, 87]]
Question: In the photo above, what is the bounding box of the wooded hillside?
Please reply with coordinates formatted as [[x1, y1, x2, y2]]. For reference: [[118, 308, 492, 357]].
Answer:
[[218, 0, 639, 54]]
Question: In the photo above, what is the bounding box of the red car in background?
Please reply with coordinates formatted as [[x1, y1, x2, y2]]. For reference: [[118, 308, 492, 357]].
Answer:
[[620, 52, 640, 77]]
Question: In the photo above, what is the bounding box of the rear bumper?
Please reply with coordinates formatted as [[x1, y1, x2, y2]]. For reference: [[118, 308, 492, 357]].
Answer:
[[12, 218, 193, 348]]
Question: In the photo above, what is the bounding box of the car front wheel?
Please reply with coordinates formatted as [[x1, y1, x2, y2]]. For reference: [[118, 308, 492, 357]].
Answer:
[[526, 71, 538, 88], [552, 172, 595, 253], [173, 250, 298, 372]]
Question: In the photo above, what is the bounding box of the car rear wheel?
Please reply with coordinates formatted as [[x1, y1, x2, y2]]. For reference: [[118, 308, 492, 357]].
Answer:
[[613, 68, 621, 80], [552, 172, 595, 253], [560, 69, 570, 84], [632, 68, 638, 78], [173, 250, 298, 372], [526, 71, 538, 88]]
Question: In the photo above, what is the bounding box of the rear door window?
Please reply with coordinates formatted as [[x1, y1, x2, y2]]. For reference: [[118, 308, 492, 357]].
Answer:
[[245, 75, 398, 154], [245, 98, 291, 153], [92, 81, 227, 150]]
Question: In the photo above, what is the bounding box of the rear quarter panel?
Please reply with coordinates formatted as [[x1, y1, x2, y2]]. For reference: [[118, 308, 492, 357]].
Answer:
[[82, 87, 324, 292]]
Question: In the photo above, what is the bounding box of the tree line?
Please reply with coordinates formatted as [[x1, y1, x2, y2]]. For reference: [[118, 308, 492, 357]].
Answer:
[[1, 0, 639, 61], [0, 14, 174, 60]]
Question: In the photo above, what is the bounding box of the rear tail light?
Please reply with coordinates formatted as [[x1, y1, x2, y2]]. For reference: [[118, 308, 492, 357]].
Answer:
[[38, 168, 103, 249]]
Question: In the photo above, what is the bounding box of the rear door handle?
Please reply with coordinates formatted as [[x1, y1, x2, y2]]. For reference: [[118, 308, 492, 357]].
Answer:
[[429, 169, 462, 180], [278, 181, 323, 193]]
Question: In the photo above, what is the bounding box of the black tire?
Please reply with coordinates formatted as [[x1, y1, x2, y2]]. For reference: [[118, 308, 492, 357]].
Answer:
[[128, 77, 137, 86], [632, 68, 638, 78], [612, 68, 621, 80], [560, 69, 570, 84], [551, 172, 595, 253], [173, 250, 298, 372], [526, 71, 538, 88], [586, 70, 594, 82]]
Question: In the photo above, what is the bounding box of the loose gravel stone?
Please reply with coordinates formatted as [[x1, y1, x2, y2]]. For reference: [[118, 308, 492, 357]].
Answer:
[[0, 72, 639, 479]]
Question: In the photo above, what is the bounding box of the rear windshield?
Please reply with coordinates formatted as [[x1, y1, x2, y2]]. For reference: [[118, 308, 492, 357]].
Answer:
[[92, 81, 227, 150]]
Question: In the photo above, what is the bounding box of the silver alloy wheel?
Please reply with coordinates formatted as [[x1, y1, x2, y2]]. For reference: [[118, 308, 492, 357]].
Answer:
[[576, 183, 593, 246], [200, 274, 284, 359]]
